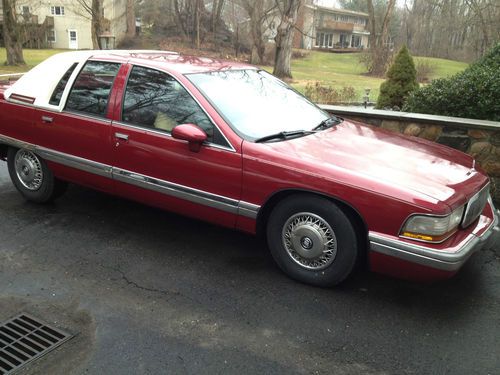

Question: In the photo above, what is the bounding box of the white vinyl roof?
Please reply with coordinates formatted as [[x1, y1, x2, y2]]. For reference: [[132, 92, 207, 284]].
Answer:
[[4, 50, 179, 111], [5, 51, 95, 110]]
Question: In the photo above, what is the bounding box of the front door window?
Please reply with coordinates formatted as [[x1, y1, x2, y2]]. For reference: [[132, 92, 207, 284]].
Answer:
[[122, 65, 228, 146]]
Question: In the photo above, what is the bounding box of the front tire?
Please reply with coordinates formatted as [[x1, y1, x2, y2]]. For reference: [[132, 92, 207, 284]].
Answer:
[[267, 194, 359, 287], [7, 148, 67, 203]]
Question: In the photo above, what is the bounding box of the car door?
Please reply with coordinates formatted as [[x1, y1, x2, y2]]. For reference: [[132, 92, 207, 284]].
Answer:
[[34, 60, 121, 192], [111, 64, 242, 228]]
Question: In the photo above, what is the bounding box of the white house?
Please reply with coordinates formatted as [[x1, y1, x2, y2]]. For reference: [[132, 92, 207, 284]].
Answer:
[[2, 0, 130, 50]]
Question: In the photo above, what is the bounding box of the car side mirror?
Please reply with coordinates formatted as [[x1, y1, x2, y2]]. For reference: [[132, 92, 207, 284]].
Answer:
[[172, 123, 207, 152]]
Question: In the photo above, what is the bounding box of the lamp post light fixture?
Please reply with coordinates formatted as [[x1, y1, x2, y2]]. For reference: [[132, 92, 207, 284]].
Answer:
[[363, 88, 371, 109]]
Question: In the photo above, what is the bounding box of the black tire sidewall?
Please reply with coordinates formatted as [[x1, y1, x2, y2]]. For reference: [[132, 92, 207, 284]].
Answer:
[[7, 148, 57, 203], [267, 194, 359, 287]]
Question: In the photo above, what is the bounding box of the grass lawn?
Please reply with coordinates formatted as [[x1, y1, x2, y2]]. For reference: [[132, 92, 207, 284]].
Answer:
[[413, 56, 469, 79], [1, 48, 468, 102], [264, 51, 468, 102], [0, 48, 64, 74]]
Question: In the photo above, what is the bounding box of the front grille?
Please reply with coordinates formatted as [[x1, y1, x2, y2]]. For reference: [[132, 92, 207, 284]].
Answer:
[[462, 184, 490, 228], [0, 314, 72, 374]]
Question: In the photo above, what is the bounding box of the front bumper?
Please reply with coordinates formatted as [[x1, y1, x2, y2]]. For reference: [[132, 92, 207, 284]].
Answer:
[[369, 202, 499, 273]]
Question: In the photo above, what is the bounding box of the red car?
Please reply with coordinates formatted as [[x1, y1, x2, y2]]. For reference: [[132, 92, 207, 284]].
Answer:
[[0, 51, 498, 286]]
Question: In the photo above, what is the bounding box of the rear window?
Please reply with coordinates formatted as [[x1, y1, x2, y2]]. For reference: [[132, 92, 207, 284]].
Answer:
[[49, 62, 78, 106], [65, 60, 120, 117]]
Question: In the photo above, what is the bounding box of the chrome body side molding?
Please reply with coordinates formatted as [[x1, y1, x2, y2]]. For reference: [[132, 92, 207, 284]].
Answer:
[[0, 133, 260, 219], [113, 167, 251, 217], [38, 147, 113, 178], [238, 201, 260, 220]]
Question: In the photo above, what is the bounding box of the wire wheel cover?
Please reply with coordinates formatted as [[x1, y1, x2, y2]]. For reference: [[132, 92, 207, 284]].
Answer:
[[282, 212, 338, 270], [15, 150, 44, 191]]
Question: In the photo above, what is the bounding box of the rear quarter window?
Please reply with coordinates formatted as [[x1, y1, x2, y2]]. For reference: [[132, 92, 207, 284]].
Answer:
[[49, 62, 78, 106]]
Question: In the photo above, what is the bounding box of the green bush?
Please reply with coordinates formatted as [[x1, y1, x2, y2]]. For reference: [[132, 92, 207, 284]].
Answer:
[[376, 45, 419, 109], [403, 43, 500, 121]]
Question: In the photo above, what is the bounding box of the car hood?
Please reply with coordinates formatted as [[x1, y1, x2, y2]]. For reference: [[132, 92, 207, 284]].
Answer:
[[263, 120, 482, 205]]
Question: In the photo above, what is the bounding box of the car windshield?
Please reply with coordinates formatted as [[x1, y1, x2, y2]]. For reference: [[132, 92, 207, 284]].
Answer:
[[187, 69, 330, 141]]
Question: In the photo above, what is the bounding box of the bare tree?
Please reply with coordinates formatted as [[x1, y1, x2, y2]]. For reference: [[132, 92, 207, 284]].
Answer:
[[74, 0, 104, 49], [211, 0, 226, 38], [2, 0, 25, 65], [365, 0, 396, 76], [172, 0, 206, 47], [126, 0, 136, 38], [398, 0, 499, 61], [241, 0, 270, 64], [273, 0, 301, 79]]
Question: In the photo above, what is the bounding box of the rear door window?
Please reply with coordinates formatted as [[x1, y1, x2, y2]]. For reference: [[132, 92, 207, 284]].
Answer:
[[65, 60, 121, 117]]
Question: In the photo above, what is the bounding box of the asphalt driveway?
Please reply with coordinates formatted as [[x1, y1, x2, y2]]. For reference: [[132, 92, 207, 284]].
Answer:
[[0, 161, 499, 375]]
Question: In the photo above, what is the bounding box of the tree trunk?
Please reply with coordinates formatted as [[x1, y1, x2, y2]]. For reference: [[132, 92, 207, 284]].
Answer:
[[467, 0, 490, 55], [2, 0, 25, 66], [173, 0, 187, 38], [250, 2, 265, 64], [273, 0, 301, 79], [212, 0, 225, 48], [126, 0, 135, 37], [366, 0, 396, 76], [242, 0, 266, 65], [366, 0, 376, 49], [379, 0, 395, 47], [195, 0, 201, 49], [90, 0, 103, 49]]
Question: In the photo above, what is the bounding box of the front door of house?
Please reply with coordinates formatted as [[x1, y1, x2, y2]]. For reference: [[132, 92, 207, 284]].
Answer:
[[68, 30, 78, 49]]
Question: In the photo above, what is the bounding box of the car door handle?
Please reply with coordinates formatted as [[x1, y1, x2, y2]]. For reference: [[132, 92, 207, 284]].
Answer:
[[115, 132, 129, 141], [41, 116, 53, 123]]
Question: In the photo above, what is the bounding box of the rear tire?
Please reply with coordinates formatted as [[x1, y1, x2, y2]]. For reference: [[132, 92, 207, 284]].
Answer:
[[267, 194, 359, 287], [7, 148, 67, 203]]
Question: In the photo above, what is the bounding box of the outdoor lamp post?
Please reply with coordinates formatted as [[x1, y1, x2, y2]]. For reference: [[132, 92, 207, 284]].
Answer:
[[363, 88, 371, 109]]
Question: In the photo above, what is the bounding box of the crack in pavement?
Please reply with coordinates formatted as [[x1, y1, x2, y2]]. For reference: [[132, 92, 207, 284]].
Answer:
[[115, 266, 182, 301], [97, 264, 185, 303]]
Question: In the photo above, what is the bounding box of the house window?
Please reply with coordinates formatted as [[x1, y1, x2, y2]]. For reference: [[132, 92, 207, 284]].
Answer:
[[339, 34, 349, 48], [21, 6, 30, 15], [315, 32, 333, 48], [50, 6, 65, 16], [47, 29, 56, 43], [351, 35, 361, 48]]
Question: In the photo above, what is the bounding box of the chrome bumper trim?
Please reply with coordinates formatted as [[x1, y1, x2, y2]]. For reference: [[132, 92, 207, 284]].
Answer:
[[369, 203, 499, 272], [0, 133, 260, 219]]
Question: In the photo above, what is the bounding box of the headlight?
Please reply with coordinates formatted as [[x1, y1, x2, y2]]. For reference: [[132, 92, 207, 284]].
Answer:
[[400, 206, 465, 243]]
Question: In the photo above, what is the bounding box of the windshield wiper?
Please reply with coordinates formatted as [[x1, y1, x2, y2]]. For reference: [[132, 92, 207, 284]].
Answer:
[[254, 130, 317, 143], [313, 116, 343, 131]]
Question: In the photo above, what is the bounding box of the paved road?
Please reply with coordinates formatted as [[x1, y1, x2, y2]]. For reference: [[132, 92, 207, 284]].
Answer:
[[0, 161, 499, 375]]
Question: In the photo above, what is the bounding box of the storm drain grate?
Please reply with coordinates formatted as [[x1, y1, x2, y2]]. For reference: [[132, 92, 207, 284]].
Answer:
[[0, 313, 72, 374]]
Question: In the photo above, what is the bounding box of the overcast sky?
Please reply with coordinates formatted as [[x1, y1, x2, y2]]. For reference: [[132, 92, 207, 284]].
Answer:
[[315, 0, 338, 6]]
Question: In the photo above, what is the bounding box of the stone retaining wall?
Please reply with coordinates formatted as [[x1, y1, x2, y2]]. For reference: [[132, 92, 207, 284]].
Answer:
[[320, 105, 500, 204]]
